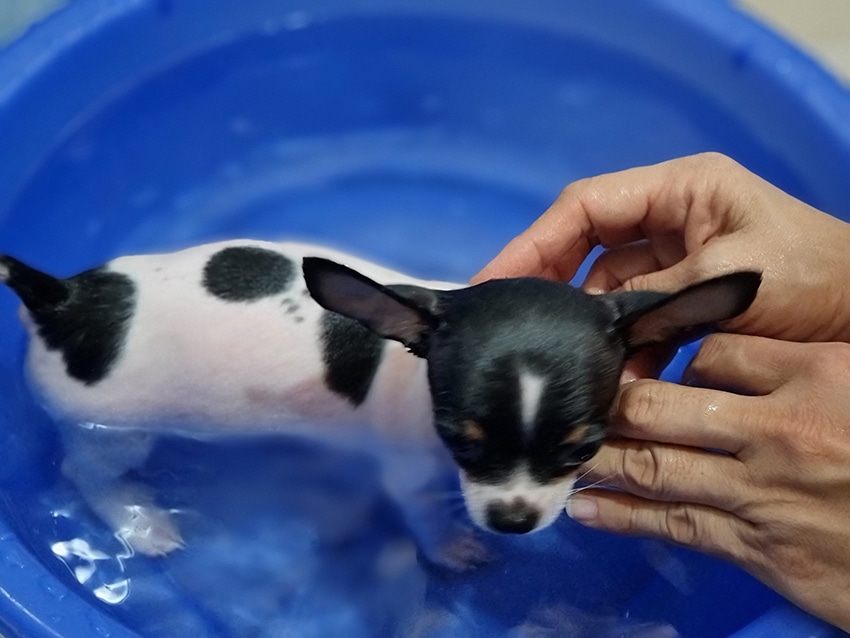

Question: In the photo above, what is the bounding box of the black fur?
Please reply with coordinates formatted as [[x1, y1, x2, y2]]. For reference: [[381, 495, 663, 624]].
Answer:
[[427, 279, 622, 480], [320, 311, 385, 406], [304, 256, 761, 535], [203, 246, 294, 302], [303, 257, 439, 358], [0, 255, 69, 312], [31, 267, 136, 385]]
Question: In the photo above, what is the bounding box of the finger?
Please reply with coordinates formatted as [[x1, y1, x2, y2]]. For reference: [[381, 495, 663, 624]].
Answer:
[[471, 226, 593, 284], [472, 158, 697, 283], [471, 215, 593, 284], [582, 241, 665, 294], [474, 153, 763, 285], [566, 488, 747, 563], [620, 344, 679, 384], [684, 333, 796, 395], [579, 439, 750, 512], [613, 378, 759, 454]]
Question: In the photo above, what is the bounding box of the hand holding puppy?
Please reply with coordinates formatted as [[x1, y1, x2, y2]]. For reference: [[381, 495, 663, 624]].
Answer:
[[474, 152, 850, 344], [571, 335, 850, 632], [475, 153, 850, 630]]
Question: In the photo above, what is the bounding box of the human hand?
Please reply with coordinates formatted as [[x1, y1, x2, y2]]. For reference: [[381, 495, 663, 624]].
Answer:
[[473, 153, 850, 348], [567, 333, 850, 631]]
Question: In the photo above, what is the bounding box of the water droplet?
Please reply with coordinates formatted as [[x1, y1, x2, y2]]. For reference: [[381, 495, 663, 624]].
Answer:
[[38, 575, 69, 601]]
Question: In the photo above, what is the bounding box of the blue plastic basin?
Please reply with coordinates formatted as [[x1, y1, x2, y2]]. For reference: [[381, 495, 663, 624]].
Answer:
[[1, 1, 849, 636]]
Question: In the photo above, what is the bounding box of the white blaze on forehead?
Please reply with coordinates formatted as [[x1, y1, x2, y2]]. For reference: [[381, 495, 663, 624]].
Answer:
[[518, 370, 546, 431]]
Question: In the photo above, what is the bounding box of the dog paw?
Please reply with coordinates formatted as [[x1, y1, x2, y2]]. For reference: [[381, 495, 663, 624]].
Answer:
[[115, 504, 185, 557], [422, 530, 492, 572]]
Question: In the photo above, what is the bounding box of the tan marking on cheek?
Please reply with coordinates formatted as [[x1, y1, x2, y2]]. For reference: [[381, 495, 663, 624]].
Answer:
[[462, 419, 485, 442], [561, 424, 590, 446]]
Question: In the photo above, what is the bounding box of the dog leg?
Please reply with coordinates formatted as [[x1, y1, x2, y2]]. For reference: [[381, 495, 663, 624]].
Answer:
[[60, 425, 184, 557], [381, 449, 489, 572]]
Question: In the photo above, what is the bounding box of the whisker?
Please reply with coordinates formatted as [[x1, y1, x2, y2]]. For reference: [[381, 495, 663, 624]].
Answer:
[[574, 461, 600, 484], [567, 476, 609, 496]]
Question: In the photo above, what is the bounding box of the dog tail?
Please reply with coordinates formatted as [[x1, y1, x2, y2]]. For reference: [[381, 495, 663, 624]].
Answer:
[[0, 255, 70, 312]]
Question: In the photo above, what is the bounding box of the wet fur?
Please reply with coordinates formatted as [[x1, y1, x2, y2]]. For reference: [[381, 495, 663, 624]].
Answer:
[[0, 241, 760, 563]]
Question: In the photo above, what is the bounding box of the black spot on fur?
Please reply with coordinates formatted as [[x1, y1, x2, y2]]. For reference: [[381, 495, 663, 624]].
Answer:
[[203, 246, 294, 302], [281, 298, 296, 309], [33, 268, 136, 385], [321, 311, 385, 405]]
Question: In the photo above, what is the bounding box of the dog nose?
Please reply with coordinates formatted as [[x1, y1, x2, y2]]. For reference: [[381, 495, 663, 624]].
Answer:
[[486, 499, 540, 534]]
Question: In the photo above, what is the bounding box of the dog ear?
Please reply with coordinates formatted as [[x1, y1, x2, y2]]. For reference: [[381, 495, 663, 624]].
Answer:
[[302, 257, 441, 357], [604, 271, 761, 350]]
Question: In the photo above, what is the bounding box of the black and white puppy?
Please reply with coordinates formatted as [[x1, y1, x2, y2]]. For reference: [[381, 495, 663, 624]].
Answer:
[[0, 241, 464, 565], [303, 258, 761, 535], [0, 240, 760, 565]]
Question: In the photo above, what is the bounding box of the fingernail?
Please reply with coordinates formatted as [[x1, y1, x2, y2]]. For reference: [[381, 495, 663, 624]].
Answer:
[[584, 286, 604, 295], [566, 497, 598, 523], [620, 370, 639, 385]]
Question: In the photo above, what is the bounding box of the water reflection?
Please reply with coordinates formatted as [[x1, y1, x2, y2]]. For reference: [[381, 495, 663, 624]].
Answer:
[[51, 536, 131, 604], [27, 432, 758, 637]]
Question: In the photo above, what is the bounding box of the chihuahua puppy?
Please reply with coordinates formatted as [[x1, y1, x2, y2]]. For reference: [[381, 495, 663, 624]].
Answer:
[[304, 258, 760, 535], [1, 241, 460, 564], [0, 240, 759, 566]]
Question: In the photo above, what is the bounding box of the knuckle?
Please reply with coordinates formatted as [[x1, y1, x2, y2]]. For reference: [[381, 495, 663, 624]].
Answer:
[[558, 176, 593, 202], [777, 414, 830, 462], [768, 398, 831, 461], [752, 525, 824, 583], [618, 444, 670, 498], [617, 379, 666, 433], [768, 344, 850, 461], [688, 151, 739, 174], [661, 503, 705, 548], [690, 333, 728, 375], [800, 342, 850, 381]]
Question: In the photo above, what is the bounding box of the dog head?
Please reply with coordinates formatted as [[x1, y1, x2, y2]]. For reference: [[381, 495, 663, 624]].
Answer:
[[304, 257, 760, 534]]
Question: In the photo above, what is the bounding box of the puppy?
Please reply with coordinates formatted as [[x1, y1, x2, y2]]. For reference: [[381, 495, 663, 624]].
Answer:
[[0, 240, 760, 565], [304, 258, 761, 534], [0, 241, 461, 564]]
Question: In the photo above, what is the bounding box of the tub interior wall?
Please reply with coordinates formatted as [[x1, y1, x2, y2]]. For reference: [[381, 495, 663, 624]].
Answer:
[[0, 3, 848, 638]]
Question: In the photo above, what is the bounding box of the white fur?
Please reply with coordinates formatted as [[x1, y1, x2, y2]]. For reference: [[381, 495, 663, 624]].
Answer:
[[460, 465, 576, 533], [16, 240, 465, 559], [518, 370, 546, 433], [26, 240, 453, 439]]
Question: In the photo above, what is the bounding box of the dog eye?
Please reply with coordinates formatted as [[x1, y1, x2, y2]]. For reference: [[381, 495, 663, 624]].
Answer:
[[556, 431, 602, 469], [573, 440, 600, 463], [435, 419, 486, 464], [452, 438, 484, 464]]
